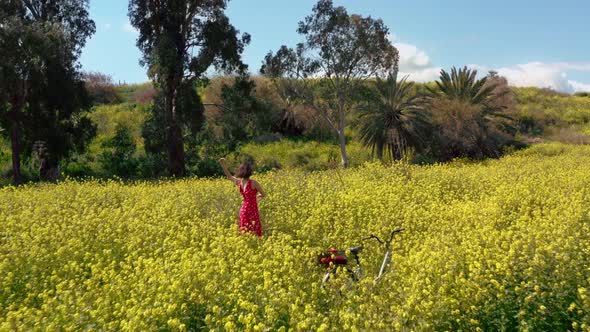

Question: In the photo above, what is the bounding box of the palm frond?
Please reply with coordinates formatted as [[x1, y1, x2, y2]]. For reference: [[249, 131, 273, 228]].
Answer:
[[358, 74, 430, 160]]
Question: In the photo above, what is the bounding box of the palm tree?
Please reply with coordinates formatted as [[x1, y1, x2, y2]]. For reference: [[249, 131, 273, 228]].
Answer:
[[428, 66, 511, 109], [427, 66, 515, 160], [358, 74, 431, 160]]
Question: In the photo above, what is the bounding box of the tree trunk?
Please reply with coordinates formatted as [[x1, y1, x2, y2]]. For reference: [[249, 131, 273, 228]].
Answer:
[[338, 105, 348, 168], [10, 114, 22, 185], [9, 90, 24, 185], [338, 129, 348, 168], [165, 83, 185, 177], [168, 121, 185, 177], [39, 158, 60, 182]]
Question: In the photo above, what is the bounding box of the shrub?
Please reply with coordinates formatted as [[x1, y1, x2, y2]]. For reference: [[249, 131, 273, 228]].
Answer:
[[138, 153, 167, 179], [99, 125, 139, 178], [190, 158, 223, 178], [63, 161, 97, 179], [83, 72, 123, 105]]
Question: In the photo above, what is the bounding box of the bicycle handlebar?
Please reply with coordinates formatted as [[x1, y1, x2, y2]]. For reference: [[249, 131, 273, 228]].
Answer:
[[361, 227, 405, 246], [361, 234, 384, 244], [387, 227, 405, 244]]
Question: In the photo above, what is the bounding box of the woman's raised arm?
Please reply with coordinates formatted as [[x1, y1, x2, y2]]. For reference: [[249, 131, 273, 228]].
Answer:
[[219, 158, 238, 184]]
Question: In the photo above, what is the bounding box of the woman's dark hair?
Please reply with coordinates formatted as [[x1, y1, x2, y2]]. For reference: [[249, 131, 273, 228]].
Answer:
[[235, 162, 253, 179]]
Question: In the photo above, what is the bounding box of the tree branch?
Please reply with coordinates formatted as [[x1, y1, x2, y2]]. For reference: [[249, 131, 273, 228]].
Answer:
[[22, 0, 41, 19]]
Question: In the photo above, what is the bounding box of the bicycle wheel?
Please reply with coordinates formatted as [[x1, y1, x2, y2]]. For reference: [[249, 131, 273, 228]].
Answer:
[[321, 266, 358, 295]]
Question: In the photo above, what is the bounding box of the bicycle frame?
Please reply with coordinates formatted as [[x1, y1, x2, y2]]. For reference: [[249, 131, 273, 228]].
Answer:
[[367, 227, 404, 282], [319, 227, 404, 287]]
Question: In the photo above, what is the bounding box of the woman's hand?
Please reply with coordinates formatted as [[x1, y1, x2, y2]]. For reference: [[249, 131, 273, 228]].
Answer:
[[219, 158, 238, 184]]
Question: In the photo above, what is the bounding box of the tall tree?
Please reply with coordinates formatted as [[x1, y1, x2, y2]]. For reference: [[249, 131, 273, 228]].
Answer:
[[260, 0, 399, 168], [358, 74, 431, 160], [0, 0, 96, 184], [427, 67, 515, 160], [128, 0, 250, 177]]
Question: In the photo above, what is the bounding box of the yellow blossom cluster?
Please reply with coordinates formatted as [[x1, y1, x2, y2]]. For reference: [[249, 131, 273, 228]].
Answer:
[[1, 143, 590, 331]]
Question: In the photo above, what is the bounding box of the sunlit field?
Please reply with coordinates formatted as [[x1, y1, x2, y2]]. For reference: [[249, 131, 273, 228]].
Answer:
[[2, 143, 590, 331]]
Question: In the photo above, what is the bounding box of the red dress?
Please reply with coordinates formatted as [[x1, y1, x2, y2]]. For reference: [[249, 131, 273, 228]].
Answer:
[[238, 180, 262, 236]]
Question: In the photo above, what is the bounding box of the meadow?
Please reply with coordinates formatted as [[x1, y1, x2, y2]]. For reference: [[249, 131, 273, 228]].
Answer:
[[1, 143, 590, 331]]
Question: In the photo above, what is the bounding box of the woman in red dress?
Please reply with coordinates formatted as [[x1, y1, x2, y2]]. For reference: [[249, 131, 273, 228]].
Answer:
[[219, 158, 265, 236]]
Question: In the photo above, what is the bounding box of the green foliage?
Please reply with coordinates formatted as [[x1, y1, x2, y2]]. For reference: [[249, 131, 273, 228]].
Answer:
[[140, 82, 206, 177], [137, 153, 167, 179], [210, 76, 279, 150], [59, 103, 150, 179], [63, 160, 96, 179], [514, 87, 590, 126], [128, 0, 250, 176], [89, 103, 149, 141], [189, 158, 224, 178], [429, 66, 497, 104], [115, 83, 154, 103], [99, 124, 139, 178], [512, 87, 590, 143], [235, 139, 371, 172], [261, 0, 399, 167], [427, 67, 517, 161], [357, 74, 431, 160], [0, 0, 96, 184]]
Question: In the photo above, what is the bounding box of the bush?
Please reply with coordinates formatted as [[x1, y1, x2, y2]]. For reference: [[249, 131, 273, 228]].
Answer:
[[190, 158, 223, 178], [513, 87, 590, 135], [138, 154, 167, 179], [237, 139, 373, 172], [256, 157, 281, 173], [133, 86, 157, 104], [63, 161, 97, 179], [83, 72, 123, 105], [516, 114, 544, 136], [411, 153, 436, 165], [429, 99, 516, 161], [99, 125, 139, 178], [252, 133, 283, 144]]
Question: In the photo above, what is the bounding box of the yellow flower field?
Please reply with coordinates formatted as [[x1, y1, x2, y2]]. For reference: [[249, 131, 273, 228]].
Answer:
[[2, 143, 590, 331]]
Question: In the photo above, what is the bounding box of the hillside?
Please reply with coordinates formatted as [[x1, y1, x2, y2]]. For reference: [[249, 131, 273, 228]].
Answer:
[[2, 80, 590, 184]]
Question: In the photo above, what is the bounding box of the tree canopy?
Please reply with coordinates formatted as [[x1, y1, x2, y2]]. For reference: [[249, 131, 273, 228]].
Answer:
[[261, 0, 399, 167], [0, 0, 96, 184], [128, 0, 250, 176]]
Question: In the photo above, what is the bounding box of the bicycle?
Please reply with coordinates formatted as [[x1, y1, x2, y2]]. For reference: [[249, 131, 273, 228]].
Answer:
[[318, 227, 405, 289]]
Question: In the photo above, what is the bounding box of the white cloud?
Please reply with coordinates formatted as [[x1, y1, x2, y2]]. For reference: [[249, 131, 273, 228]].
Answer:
[[399, 67, 441, 82], [570, 80, 590, 93], [462, 62, 590, 93], [493, 62, 590, 93], [387, 34, 590, 92], [396, 42, 432, 71], [465, 64, 490, 73], [389, 37, 441, 82], [552, 63, 590, 71]]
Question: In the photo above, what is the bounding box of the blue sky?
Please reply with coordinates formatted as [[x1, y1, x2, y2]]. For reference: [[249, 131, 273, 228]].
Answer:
[[80, 0, 590, 92]]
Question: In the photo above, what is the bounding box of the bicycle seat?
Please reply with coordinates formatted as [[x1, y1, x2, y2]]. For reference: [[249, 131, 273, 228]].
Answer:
[[348, 246, 363, 255]]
